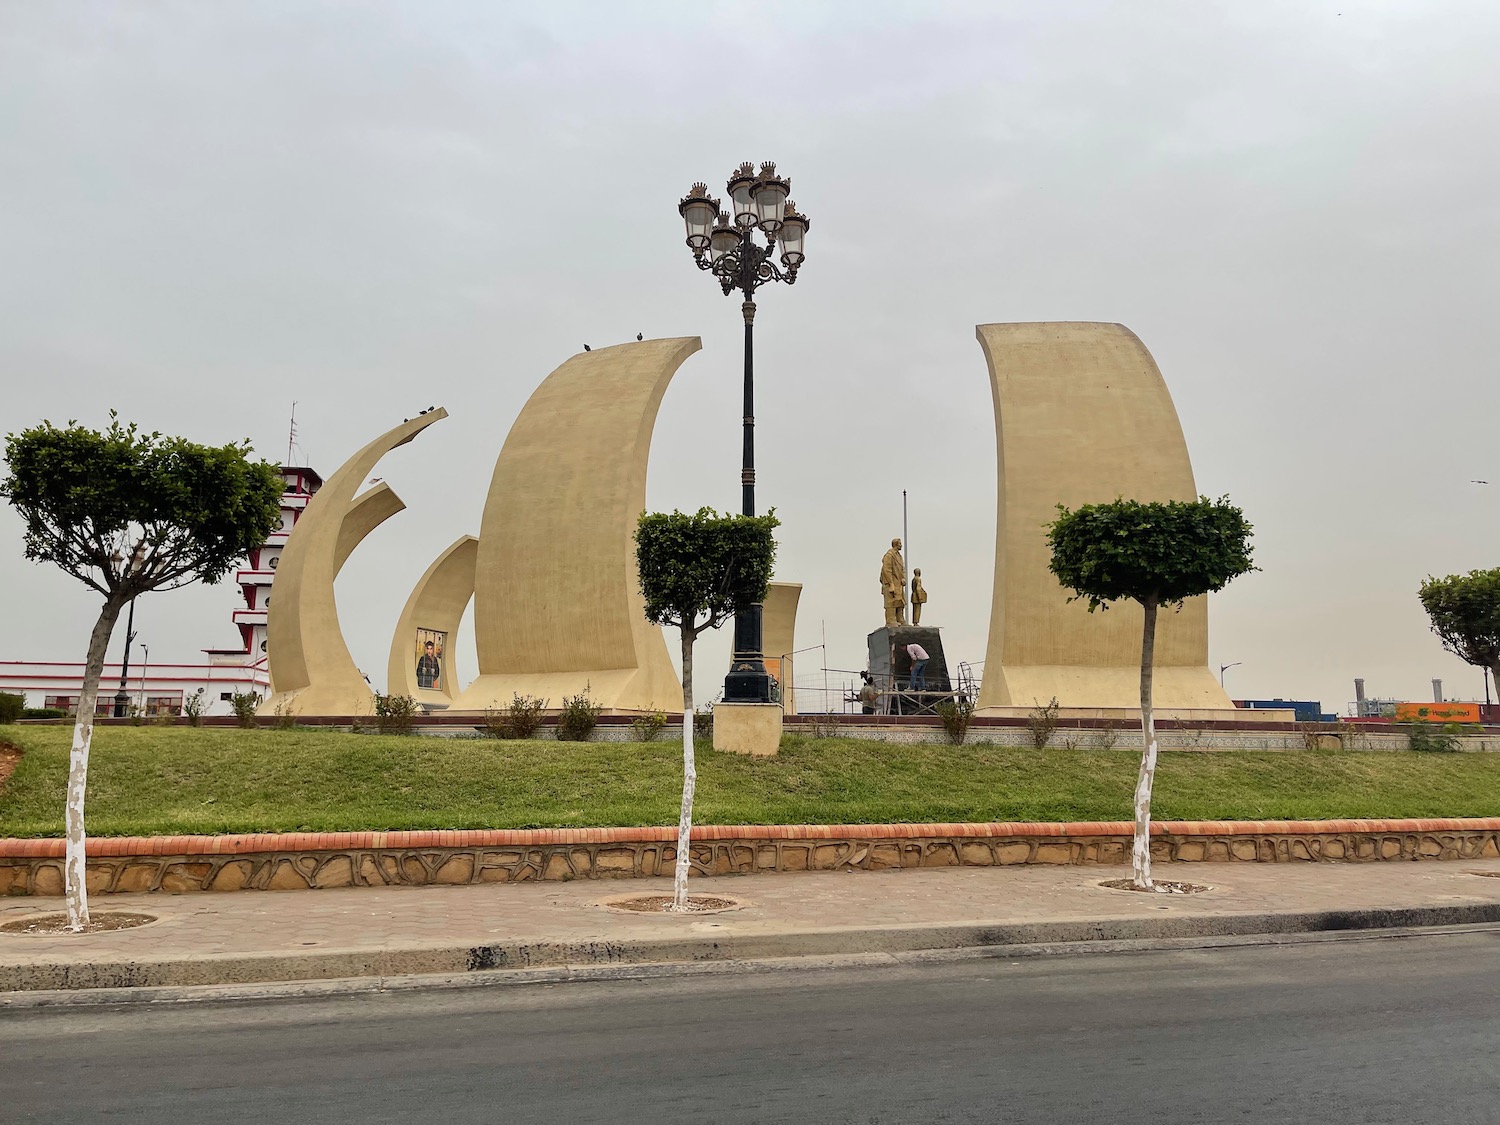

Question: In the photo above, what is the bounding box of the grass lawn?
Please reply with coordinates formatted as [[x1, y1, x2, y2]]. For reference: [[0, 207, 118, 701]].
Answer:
[[3, 726, 1500, 838]]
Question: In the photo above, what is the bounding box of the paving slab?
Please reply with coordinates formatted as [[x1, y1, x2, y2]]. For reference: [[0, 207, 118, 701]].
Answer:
[[5, 859, 1500, 996]]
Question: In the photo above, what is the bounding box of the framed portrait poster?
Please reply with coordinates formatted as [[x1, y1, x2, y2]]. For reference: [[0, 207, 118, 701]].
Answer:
[[415, 628, 446, 692]]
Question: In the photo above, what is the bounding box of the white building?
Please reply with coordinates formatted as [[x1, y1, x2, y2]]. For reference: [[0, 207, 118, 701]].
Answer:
[[0, 465, 322, 716]]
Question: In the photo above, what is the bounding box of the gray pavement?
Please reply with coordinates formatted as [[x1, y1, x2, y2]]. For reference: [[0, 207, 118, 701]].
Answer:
[[6, 930, 1500, 1124], [7, 859, 1500, 997]]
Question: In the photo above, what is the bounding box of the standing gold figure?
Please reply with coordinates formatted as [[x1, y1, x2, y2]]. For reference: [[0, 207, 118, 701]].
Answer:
[[880, 538, 907, 628]]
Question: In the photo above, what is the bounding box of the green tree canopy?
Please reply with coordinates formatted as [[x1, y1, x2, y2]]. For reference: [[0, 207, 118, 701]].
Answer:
[[2, 413, 285, 599], [635, 507, 779, 637], [1047, 496, 1256, 611], [1419, 568, 1500, 681]]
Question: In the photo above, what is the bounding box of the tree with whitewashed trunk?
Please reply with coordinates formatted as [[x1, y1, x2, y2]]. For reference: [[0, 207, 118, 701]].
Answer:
[[0, 415, 282, 931], [1047, 496, 1255, 890], [1418, 568, 1500, 695], [635, 508, 778, 910]]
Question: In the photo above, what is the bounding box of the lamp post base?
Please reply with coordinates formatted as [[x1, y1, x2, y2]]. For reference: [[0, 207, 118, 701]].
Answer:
[[723, 666, 774, 704], [712, 701, 782, 757], [723, 602, 774, 703]]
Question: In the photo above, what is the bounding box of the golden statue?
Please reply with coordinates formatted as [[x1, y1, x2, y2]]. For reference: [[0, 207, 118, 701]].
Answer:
[[911, 568, 927, 625], [880, 538, 907, 628]]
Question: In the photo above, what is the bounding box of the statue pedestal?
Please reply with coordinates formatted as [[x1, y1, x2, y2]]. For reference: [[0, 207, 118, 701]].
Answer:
[[868, 626, 951, 714], [713, 702, 782, 757]]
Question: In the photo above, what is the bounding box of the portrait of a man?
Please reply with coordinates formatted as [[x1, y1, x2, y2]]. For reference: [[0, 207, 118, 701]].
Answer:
[[415, 629, 445, 691]]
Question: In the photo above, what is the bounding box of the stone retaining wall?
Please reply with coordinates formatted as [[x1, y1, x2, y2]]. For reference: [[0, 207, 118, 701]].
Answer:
[[5, 818, 1500, 896], [29, 715, 1499, 751]]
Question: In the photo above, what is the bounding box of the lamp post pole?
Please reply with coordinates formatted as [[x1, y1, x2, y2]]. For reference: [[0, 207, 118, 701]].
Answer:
[[110, 540, 145, 718], [112, 597, 137, 718], [678, 163, 809, 704], [1219, 662, 1242, 692]]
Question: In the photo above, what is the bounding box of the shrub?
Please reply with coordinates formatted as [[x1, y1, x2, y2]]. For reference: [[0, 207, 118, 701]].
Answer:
[[557, 686, 601, 742], [482, 694, 548, 740], [1406, 722, 1464, 753], [1300, 721, 1345, 751], [0, 693, 27, 723], [1025, 696, 1061, 750], [182, 688, 206, 727], [693, 704, 714, 743], [272, 698, 298, 731], [936, 694, 975, 745], [808, 713, 841, 739], [630, 711, 668, 742], [151, 708, 176, 727], [374, 692, 421, 736], [228, 690, 261, 729], [21, 708, 66, 720]]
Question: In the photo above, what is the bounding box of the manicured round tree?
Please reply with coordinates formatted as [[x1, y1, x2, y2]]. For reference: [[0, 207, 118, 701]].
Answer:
[[1419, 569, 1500, 696], [635, 507, 777, 909], [1048, 496, 1255, 889], [1, 414, 283, 930]]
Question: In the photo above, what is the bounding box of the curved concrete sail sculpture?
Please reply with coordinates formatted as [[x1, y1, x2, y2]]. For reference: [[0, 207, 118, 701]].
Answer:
[[975, 323, 1231, 711], [263, 409, 448, 716], [454, 339, 697, 713], [387, 535, 477, 708], [762, 581, 802, 716]]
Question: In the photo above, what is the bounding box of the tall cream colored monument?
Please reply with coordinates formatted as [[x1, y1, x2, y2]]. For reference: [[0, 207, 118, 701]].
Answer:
[[451, 338, 698, 713], [974, 322, 1233, 712]]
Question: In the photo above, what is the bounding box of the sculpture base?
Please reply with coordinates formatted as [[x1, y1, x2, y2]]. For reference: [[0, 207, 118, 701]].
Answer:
[[712, 703, 782, 757], [868, 626, 951, 714]]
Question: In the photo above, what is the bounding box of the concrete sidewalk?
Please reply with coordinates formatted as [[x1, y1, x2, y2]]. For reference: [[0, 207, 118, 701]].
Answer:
[[6, 859, 1500, 999]]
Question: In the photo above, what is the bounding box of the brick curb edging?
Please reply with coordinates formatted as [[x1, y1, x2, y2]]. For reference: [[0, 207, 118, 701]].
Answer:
[[5, 818, 1500, 897], [7, 818, 1500, 858]]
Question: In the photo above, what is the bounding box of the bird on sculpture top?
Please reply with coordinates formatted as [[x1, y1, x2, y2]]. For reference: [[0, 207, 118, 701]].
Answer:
[[583, 344, 591, 351]]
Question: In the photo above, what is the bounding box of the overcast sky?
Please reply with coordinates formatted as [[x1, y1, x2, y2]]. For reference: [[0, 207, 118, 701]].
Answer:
[[3, 0, 1498, 714]]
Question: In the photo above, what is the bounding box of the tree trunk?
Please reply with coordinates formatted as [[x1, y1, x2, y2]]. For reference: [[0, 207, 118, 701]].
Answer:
[[1131, 596, 1159, 890], [66, 594, 127, 932], [671, 626, 697, 911]]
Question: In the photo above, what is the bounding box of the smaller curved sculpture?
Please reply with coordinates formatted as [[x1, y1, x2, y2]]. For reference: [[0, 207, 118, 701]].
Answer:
[[262, 409, 447, 716], [762, 582, 802, 715], [387, 536, 478, 707]]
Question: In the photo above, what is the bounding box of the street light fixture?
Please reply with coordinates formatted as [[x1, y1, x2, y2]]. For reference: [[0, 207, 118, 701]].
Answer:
[[677, 161, 809, 703], [1219, 662, 1243, 692], [110, 540, 147, 718]]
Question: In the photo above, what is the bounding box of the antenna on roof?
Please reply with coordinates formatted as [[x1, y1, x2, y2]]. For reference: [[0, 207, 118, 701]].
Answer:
[[286, 402, 298, 467]]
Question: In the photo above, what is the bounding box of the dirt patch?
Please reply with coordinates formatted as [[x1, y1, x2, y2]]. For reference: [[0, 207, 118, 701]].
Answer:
[[1099, 878, 1210, 895], [0, 912, 158, 935], [605, 894, 742, 914], [0, 741, 20, 794]]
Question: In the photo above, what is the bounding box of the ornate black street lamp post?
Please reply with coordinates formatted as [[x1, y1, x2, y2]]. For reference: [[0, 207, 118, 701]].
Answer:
[[677, 162, 809, 703], [110, 541, 145, 718]]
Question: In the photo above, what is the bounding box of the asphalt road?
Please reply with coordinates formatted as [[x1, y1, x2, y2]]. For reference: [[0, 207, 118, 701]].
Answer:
[[6, 929, 1500, 1124]]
